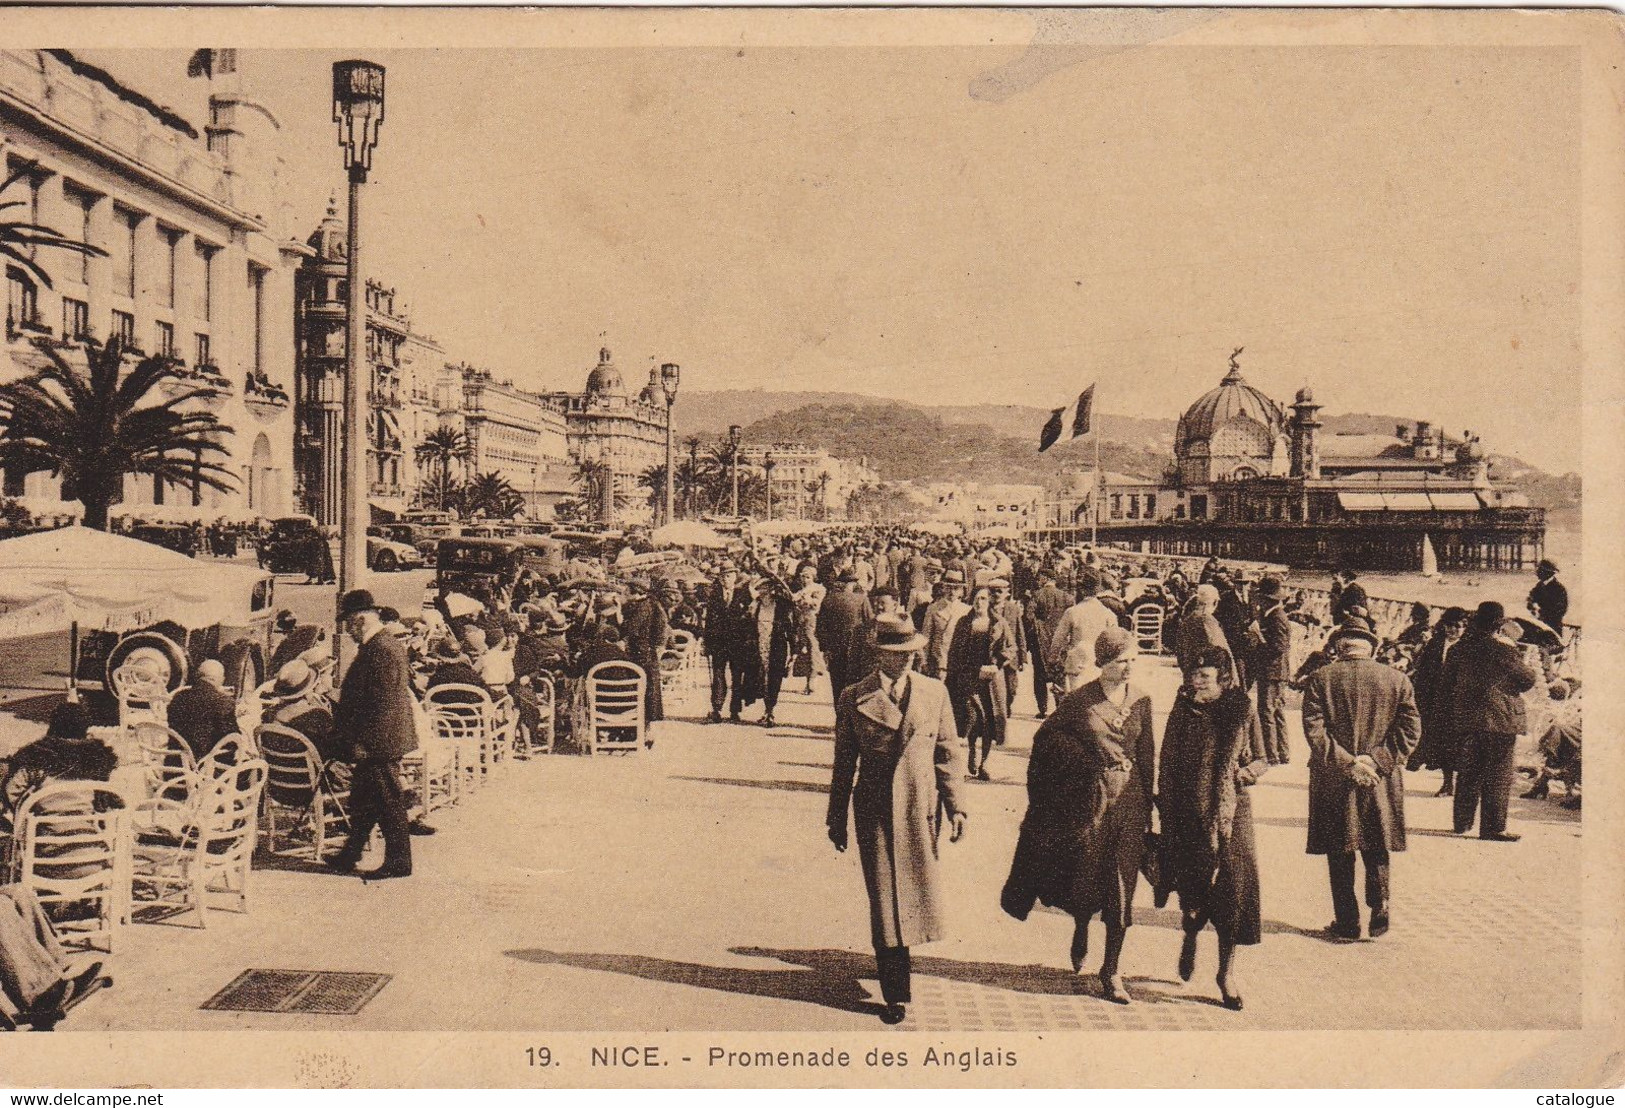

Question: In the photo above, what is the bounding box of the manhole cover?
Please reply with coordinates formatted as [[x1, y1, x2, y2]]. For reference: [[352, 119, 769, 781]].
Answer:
[[202, 970, 391, 1015]]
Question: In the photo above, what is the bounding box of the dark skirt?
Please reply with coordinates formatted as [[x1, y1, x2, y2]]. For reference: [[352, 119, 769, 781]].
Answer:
[[1074, 779, 1148, 930], [1173, 791, 1262, 945]]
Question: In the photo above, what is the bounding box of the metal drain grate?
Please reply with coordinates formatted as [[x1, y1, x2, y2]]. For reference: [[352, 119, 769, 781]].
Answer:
[[202, 970, 391, 1015]]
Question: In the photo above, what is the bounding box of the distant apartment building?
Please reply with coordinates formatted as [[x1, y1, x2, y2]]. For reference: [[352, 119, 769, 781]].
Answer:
[[736, 442, 879, 520]]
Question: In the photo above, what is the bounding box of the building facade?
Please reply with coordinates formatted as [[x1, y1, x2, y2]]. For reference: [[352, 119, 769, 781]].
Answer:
[[0, 49, 301, 519], [736, 442, 878, 521], [537, 347, 671, 524], [294, 203, 449, 523], [1036, 356, 1545, 571], [455, 363, 570, 519]]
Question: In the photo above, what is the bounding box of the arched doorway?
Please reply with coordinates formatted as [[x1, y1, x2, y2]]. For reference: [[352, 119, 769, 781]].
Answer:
[[248, 433, 273, 514]]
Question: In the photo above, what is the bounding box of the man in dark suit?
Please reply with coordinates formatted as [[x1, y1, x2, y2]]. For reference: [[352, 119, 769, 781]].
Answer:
[[167, 659, 239, 759], [328, 589, 420, 880], [1025, 567, 1070, 719], [1528, 560, 1569, 636], [817, 569, 875, 708], [703, 561, 755, 723], [1251, 576, 1293, 765], [1301, 619, 1422, 941], [1441, 601, 1539, 842]]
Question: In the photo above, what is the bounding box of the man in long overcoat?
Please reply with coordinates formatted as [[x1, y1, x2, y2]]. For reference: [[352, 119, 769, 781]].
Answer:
[[1300, 619, 1422, 940], [703, 561, 755, 723], [329, 589, 420, 880], [1025, 567, 1070, 719], [816, 570, 874, 708], [827, 612, 966, 1025], [620, 578, 668, 723], [1251, 576, 1293, 765]]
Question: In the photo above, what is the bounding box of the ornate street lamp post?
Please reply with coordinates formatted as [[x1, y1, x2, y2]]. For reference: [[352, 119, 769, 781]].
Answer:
[[728, 424, 742, 517], [763, 450, 776, 521], [660, 362, 680, 526], [332, 58, 384, 658]]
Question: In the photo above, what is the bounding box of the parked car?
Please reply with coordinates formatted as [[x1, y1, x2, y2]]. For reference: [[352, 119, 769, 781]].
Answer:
[[129, 522, 199, 557], [257, 515, 334, 582], [368, 534, 423, 572]]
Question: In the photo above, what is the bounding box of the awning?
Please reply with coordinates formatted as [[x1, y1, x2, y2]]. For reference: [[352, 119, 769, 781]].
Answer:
[[1337, 492, 1387, 511], [1379, 493, 1434, 511], [377, 409, 404, 447], [1428, 492, 1483, 511]]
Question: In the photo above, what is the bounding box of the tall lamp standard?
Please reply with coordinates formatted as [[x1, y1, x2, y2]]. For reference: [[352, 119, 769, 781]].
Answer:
[[728, 424, 742, 517], [763, 450, 776, 521], [659, 362, 680, 526], [332, 58, 385, 657]]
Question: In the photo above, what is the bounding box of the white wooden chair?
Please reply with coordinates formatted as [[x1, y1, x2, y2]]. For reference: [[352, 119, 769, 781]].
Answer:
[[131, 759, 267, 928], [199, 733, 252, 779], [667, 630, 700, 688], [585, 661, 647, 755], [490, 693, 520, 764], [425, 684, 495, 789], [525, 673, 556, 755], [111, 664, 172, 730], [8, 781, 131, 953], [1131, 605, 1166, 655], [131, 722, 197, 802], [256, 724, 351, 859], [400, 703, 459, 818]]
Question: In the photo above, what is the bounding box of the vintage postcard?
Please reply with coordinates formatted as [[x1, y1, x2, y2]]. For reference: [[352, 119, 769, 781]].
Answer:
[[0, 4, 1618, 1091]]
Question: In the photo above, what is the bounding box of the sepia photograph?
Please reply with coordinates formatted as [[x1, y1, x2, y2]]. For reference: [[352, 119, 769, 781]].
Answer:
[[0, 4, 1618, 1091]]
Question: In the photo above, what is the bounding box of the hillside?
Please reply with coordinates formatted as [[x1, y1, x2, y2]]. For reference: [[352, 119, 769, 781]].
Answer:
[[680, 391, 1579, 510]]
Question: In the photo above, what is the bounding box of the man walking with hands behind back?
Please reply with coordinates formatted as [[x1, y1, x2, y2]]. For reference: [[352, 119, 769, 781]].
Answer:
[[827, 612, 967, 1026], [1300, 618, 1422, 940], [327, 589, 420, 881]]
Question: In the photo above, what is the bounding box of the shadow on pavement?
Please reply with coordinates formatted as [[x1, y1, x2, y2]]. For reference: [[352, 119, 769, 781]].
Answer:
[[503, 947, 886, 1018], [672, 775, 829, 795], [1134, 903, 1352, 945]]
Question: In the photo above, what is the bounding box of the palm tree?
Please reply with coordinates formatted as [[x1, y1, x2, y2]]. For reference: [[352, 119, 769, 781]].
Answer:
[[413, 426, 470, 511], [806, 471, 832, 521], [1, 160, 107, 299], [675, 455, 705, 520], [460, 471, 525, 519], [573, 459, 631, 523], [638, 463, 667, 515], [0, 336, 237, 530]]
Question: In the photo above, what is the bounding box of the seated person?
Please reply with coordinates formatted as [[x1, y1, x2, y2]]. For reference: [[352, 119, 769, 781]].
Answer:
[[0, 703, 116, 836], [261, 659, 345, 765], [1524, 678, 1582, 809], [0, 884, 104, 1021], [425, 638, 487, 703], [167, 659, 239, 760]]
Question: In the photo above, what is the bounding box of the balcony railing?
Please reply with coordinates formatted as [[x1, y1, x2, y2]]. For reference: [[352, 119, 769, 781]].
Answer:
[[368, 387, 404, 410]]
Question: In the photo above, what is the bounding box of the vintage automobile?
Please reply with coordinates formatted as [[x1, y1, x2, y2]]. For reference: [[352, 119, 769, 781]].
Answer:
[[367, 533, 423, 573], [76, 566, 276, 705], [435, 536, 524, 596], [257, 515, 332, 580], [380, 521, 459, 566], [128, 522, 200, 557]]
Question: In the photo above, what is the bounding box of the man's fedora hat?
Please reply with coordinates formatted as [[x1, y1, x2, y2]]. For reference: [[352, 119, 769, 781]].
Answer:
[[872, 612, 927, 653], [338, 589, 378, 618]]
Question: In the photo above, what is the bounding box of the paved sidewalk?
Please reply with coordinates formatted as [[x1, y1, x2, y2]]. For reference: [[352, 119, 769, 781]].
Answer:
[[67, 654, 1579, 1033]]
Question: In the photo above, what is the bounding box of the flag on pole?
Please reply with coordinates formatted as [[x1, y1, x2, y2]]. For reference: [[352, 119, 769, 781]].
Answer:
[[1071, 384, 1095, 439], [1038, 407, 1066, 453]]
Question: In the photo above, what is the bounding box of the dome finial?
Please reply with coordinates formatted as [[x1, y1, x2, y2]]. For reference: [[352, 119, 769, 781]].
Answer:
[[1224, 346, 1245, 383]]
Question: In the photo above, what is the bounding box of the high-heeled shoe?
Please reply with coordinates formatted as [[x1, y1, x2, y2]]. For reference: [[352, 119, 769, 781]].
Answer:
[[1177, 932, 1198, 982], [1217, 973, 1244, 1011]]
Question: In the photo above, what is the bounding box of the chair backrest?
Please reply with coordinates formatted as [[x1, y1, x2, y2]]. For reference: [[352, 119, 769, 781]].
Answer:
[[425, 683, 495, 719], [531, 673, 555, 711], [132, 721, 197, 800], [667, 629, 696, 654], [1131, 605, 1164, 650], [112, 664, 172, 728], [254, 723, 323, 809], [587, 661, 646, 725], [192, 759, 267, 861], [430, 700, 489, 747], [199, 733, 251, 778], [12, 780, 129, 915]]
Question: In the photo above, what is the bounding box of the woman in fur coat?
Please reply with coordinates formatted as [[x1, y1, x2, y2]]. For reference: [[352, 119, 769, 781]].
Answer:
[[1156, 645, 1269, 1011]]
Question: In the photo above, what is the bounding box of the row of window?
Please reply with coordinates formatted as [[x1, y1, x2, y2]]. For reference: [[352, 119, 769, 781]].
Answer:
[[52, 294, 210, 365]]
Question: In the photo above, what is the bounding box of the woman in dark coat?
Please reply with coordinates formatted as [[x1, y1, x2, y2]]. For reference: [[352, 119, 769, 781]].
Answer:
[[1001, 626, 1155, 1005], [1157, 645, 1269, 1011], [945, 586, 1016, 781], [1406, 606, 1468, 795]]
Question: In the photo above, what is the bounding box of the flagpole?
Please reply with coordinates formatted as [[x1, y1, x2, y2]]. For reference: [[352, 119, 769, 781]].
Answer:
[[1092, 430, 1101, 549]]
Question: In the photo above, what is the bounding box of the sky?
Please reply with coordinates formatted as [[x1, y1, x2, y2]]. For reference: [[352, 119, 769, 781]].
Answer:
[[77, 43, 1582, 472]]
